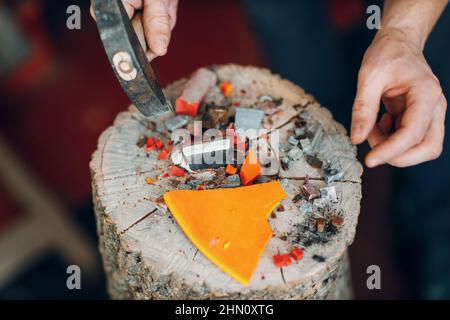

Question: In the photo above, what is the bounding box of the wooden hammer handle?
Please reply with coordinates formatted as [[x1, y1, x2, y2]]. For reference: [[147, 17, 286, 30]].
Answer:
[[131, 12, 147, 52]]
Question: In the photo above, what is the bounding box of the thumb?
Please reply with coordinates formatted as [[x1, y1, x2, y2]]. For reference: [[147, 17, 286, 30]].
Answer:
[[143, 0, 171, 57], [351, 69, 385, 144]]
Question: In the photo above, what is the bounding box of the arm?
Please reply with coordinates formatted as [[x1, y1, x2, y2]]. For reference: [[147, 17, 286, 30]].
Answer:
[[351, 0, 448, 167], [91, 0, 179, 61]]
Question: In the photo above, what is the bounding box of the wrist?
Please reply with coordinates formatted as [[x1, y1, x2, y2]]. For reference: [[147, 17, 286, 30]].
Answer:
[[376, 0, 445, 51], [374, 26, 425, 52]]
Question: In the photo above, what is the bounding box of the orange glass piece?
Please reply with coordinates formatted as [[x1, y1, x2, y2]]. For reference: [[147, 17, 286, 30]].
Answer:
[[163, 181, 287, 285], [239, 149, 261, 185], [170, 165, 185, 177], [290, 247, 304, 262], [175, 99, 200, 116], [220, 81, 233, 97], [225, 164, 237, 176]]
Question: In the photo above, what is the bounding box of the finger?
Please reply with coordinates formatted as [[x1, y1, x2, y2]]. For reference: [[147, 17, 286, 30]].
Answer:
[[386, 94, 447, 167], [365, 82, 441, 167], [367, 112, 394, 148], [122, 0, 143, 18], [90, 5, 95, 19], [367, 123, 388, 148], [168, 0, 179, 30], [351, 69, 385, 144], [382, 95, 405, 116], [394, 112, 403, 130], [143, 0, 171, 57], [379, 112, 394, 133], [146, 51, 158, 61]]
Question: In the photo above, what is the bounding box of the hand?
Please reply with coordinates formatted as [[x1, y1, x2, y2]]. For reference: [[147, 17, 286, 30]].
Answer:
[[91, 0, 178, 61], [351, 28, 447, 168]]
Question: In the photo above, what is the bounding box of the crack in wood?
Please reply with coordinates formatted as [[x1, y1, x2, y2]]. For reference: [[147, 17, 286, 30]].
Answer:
[[270, 106, 314, 133], [280, 267, 287, 285], [99, 129, 114, 181], [102, 170, 154, 181], [271, 113, 301, 132], [336, 179, 360, 184], [192, 249, 199, 261], [284, 176, 325, 181], [248, 108, 307, 145], [120, 208, 158, 235], [284, 177, 359, 184]]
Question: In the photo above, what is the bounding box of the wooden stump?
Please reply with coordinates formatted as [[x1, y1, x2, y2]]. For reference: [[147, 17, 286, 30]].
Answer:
[[90, 65, 362, 299]]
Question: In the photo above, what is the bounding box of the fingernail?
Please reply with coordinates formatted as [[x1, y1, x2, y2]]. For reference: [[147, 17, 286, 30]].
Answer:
[[154, 38, 167, 55]]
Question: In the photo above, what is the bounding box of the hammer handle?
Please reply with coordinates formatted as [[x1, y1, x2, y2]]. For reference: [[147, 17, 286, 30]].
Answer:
[[131, 12, 147, 52]]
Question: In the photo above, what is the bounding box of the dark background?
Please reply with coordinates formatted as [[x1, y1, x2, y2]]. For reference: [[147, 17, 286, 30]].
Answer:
[[0, 0, 410, 299]]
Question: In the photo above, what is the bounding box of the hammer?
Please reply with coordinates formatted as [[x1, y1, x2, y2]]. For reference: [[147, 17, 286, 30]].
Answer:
[[92, 0, 173, 117]]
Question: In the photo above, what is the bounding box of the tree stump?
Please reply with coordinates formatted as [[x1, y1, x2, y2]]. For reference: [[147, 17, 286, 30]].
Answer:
[[90, 65, 362, 299]]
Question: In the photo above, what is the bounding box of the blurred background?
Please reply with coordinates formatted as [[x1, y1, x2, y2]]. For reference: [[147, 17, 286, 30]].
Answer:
[[0, 0, 446, 299]]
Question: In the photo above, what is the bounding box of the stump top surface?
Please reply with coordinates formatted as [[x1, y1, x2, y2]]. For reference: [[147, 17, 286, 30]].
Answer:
[[91, 65, 362, 297]]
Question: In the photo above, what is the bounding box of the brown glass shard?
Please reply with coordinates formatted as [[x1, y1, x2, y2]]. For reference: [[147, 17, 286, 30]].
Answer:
[[301, 181, 320, 201], [306, 155, 323, 169]]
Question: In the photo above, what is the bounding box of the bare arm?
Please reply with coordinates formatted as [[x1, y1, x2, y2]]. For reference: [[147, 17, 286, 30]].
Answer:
[[351, 0, 448, 167], [381, 0, 448, 49]]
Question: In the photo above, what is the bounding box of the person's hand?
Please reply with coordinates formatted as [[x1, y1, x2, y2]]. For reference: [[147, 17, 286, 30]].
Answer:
[[91, 0, 178, 61], [351, 28, 447, 168]]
